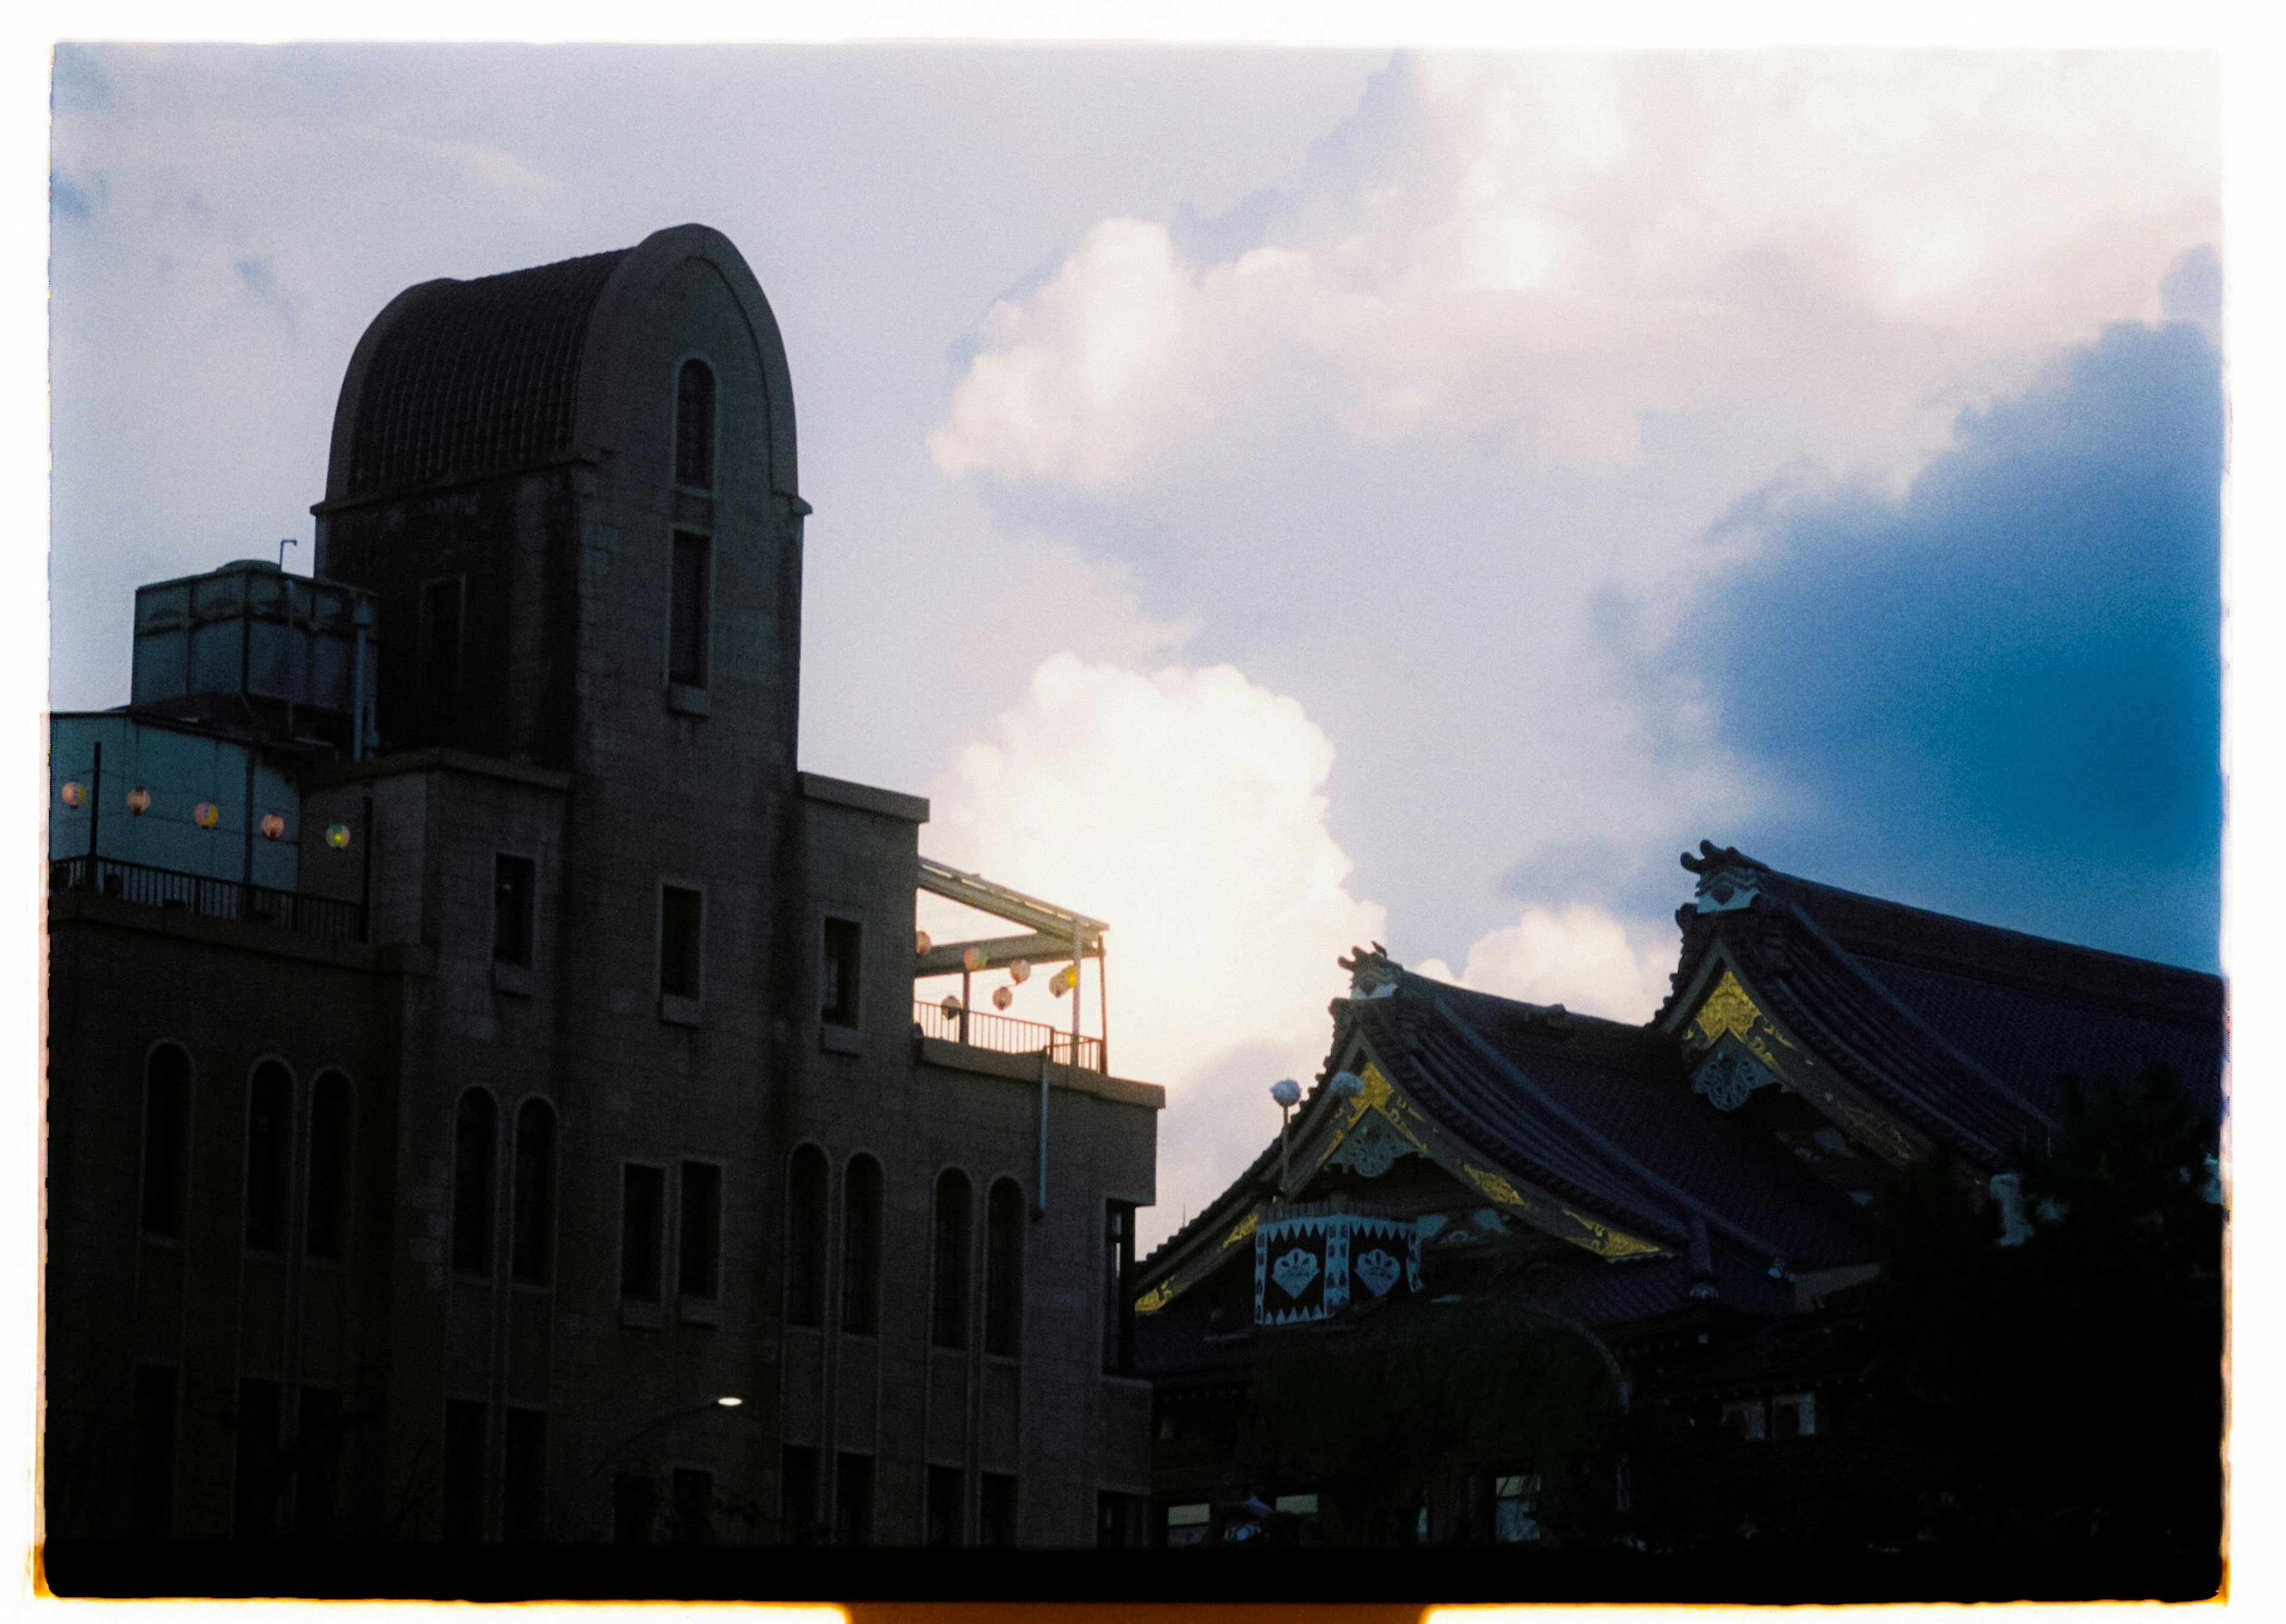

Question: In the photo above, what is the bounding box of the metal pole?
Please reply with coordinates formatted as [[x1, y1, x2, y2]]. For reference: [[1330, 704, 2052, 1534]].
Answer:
[[960, 967, 970, 1045], [1070, 920, 1082, 1070], [1033, 1046, 1051, 1222], [1097, 943, 1108, 1075]]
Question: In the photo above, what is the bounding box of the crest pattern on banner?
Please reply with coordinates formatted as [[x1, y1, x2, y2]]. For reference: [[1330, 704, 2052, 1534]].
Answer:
[[1253, 1213, 1425, 1325]]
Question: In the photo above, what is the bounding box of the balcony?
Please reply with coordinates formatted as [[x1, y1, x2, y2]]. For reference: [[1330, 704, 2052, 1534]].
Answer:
[[49, 854, 367, 945], [913, 999, 1104, 1073]]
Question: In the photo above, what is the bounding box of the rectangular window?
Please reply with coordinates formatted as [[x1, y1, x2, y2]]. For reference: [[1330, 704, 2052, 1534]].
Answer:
[[985, 1179, 1024, 1357], [980, 1473, 1019, 1549], [1720, 1397, 1769, 1442], [421, 577, 464, 700], [504, 1408, 547, 1543], [839, 1156, 882, 1336], [926, 1464, 966, 1548], [493, 854, 535, 966], [669, 531, 711, 689], [1097, 1491, 1144, 1549], [141, 1049, 189, 1239], [1166, 1501, 1211, 1550], [660, 885, 703, 1002], [130, 1365, 177, 1539], [1493, 1473, 1542, 1544], [780, 1445, 820, 1546], [1103, 1201, 1136, 1375], [443, 1398, 486, 1543], [294, 1388, 341, 1540], [672, 1467, 716, 1545], [680, 1161, 722, 1301], [833, 1453, 875, 1547], [621, 1165, 664, 1303], [1773, 1392, 1817, 1438], [614, 1470, 657, 1547], [232, 1378, 282, 1540], [822, 917, 861, 1027]]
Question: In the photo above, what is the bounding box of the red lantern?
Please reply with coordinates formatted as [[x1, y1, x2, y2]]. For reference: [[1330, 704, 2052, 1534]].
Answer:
[[126, 787, 151, 817], [260, 813, 286, 841]]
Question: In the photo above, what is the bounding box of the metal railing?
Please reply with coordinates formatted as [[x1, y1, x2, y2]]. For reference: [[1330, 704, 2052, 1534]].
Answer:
[[49, 854, 367, 945], [914, 999, 1104, 1073]]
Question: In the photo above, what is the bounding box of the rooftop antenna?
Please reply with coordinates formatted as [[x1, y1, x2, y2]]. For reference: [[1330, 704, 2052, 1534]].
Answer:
[[277, 536, 298, 570]]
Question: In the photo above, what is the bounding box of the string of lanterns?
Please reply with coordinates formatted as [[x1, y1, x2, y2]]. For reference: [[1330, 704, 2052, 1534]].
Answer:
[[919, 925, 1080, 1020], [54, 779, 346, 848]]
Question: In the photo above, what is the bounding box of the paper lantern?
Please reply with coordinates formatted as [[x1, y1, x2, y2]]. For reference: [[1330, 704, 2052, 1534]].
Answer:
[[260, 813, 286, 841], [126, 787, 151, 817], [60, 782, 83, 808], [192, 802, 221, 830], [1008, 958, 1031, 985], [992, 985, 1013, 1011], [915, 929, 932, 955], [1050, 966, 1074, 998], [940, 994, 964, 1019], [324, 823, 352, 851], [962, 946, 986, 973]]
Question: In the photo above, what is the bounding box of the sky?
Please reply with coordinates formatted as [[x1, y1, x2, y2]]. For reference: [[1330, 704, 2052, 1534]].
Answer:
[[46, 43, 2228, 1245]]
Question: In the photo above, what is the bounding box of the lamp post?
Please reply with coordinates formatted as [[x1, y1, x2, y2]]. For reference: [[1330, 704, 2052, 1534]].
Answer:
[[585, 1395, 744, 1542], [1269, 1078, 1300, 1194]]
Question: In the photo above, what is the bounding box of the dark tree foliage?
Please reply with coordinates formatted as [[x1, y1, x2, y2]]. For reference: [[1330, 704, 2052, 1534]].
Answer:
[[1867, 1066, 2222, 1557]]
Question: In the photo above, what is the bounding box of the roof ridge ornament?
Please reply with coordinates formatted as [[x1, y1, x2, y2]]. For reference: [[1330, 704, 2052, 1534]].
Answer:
[[1682, 841, 1767, 915], [1338, 942, 1403, 1000]]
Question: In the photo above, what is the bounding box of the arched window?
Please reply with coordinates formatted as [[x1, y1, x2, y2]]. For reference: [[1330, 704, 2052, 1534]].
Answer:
[[452, 1091, 496, 1274], [141, 1045, 191, 1239], [512, 1099, 556, 1284], [985, 1178, 1025, 1357], [305, 1071, 351, 1261], [931, 1169, 973, 1350], [675, 359, 715, 490], [841, 1155, 882, 1336], [786, 1145, 827, 1328], [244, 1062, 292, 1251]]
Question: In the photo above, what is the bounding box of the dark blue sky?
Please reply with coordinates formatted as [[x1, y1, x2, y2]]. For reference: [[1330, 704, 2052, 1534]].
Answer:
[[1679, 318, 2224, 971]]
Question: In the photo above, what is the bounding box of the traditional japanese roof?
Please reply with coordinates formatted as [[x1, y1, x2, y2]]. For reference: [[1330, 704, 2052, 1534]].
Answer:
[[333, 249, 632, 498]]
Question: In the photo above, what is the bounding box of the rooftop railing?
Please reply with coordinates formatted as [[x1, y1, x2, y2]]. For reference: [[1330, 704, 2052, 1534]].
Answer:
[[49, 854, 367, 945], [914, 998, 1104, 1073]]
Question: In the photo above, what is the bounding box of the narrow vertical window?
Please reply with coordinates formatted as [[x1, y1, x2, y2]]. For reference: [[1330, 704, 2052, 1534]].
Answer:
[[420, 577, 463, 700], [680, 1161, 722, 1301], [822, 918, 861, 1027], [232, 1378, 282, 1540], [294, 1388, 340, 1540], [834, 1453, 875, 1548], [675, 358, 715, 490], [244, 1063, 292, 1253], [667, 532, 711, 689], [130, 1365, 178, 1539], [672, 1467, 716, 1545], [1103, 1200, 1136, 1375], [620, 1165, 664, 1302], [786, 1145, 827, 1328], [931, 1169, 973, 1350], [780, 1445, 820, 1545], [840, 1154, 882, 1336], [504, 1409, 547, 1542], [443, 1399, 485, 1543], [660, 885, 703, 1001], [305, 1072, 349, 1261], [926, 1464, 965, 1548], [141, 1046, 190, 1239], [614, 1471, 657, 1547], [452, 1091, 496, 1275], [985, 1178, 1024, 1357], [980, 1473, 1018, 1548], [512, 1100, 556, 1285], [493, 854, 535, 967]]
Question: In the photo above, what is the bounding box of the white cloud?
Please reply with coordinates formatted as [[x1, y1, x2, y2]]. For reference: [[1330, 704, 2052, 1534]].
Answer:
[[925, 654, 1386, 1242], [932, 52, 2217, 492], [1414, 901, 1678, 1025]]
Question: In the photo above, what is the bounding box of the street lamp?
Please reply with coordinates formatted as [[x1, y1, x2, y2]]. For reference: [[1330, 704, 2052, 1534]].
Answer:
[[1269, 1078, 1301, 1193]]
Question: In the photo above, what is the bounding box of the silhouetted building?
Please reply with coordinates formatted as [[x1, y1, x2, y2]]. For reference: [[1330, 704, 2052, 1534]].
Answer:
[[46, 226, 1160, 1548], [1135, 844, 2223, 1548]]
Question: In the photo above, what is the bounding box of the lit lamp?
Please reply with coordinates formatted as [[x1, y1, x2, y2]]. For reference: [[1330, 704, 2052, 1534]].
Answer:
[[260, 813, 286, 841], [1270, 1078, 1301, 1191], [324, 823, 351, 851]]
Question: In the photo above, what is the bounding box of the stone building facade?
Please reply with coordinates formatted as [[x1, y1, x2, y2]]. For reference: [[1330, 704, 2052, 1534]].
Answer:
[[45, 226, 1160, 1548]]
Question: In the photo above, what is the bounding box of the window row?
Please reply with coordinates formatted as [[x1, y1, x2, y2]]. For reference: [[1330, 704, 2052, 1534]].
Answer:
[[775, 1447, 1017, 1548], [782, 1151, 1028, 1357], [139, 1046, 353, 1261], [616, 1158, 724, 1305]]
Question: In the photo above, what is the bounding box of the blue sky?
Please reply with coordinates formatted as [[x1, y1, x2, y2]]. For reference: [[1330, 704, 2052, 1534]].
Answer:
[[44, 44, 2226, 1229]]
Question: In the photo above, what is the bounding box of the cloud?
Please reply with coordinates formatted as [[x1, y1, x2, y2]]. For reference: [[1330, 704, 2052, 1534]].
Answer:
[[932, 53, 2217, 492], [1414, 902, 1678, 1024], [1672, 317, 2223, 969], [924, 654, 1386, 1241]]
